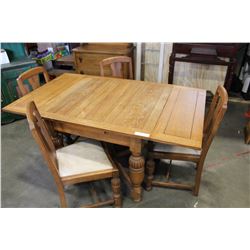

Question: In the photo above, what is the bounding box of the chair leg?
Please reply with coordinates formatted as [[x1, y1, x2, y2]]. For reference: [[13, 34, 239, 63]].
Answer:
[[165, 160, 172, 180], [59, 194, 67, 208], [56, 184, 67, 208], [111, 177, 122, 208], [145, 158, 156, 191], [193, 161, 204, 196]]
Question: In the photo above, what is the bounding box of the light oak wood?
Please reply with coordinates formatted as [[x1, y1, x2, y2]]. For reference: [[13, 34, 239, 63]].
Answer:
[[52, 121, 131, 147], [26, 101, 121, 208], [152, 180, 193, 191], [17, 67, 78, 145], [3, 73, 206, 201], [4, 74, 206, 148], [151, 87, 206, 148], [73, 43, 134, 77], [99, 56, 134, 166], [146, 85, 228, 196], [17, 66, 50, 96], [83, 199, 114, 208], [100, 56, 133, 79]]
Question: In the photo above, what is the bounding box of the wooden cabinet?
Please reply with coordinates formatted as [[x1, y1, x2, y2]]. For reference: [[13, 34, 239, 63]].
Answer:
[[1, 59, 37, 124], [73, 43, 134, 77]]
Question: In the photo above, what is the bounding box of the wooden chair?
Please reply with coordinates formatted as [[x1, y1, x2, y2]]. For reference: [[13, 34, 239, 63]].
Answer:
[[26, 101, 122, 208], [145, 85, 228, 196], [17, 66, 50, 96], [18, 67, 79, 145], [100, 56, 134, 158], [99, 56, 133, 79]]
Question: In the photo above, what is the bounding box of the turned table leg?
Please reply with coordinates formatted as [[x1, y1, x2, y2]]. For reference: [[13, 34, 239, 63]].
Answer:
[[129, 139, 145, 202]]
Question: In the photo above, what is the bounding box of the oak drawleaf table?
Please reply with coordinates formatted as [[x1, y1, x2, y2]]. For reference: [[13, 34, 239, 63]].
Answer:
[[3, 73, 206, 202]]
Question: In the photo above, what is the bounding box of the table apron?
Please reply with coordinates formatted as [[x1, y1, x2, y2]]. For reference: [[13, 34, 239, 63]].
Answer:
[[52, 120, 131, 147]]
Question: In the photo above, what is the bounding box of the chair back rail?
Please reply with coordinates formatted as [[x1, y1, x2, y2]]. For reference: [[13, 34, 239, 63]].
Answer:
[[26, 101, 68, 206], [201, 85, 228, 160], [99, 56, 133, 79], [26, 101, 60, 179], [17, 66, 50, 96]]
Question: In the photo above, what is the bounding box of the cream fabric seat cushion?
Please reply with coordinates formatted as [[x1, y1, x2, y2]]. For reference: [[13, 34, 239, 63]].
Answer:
[[154, 143, 201, 155], [56, 139, 113, 177]]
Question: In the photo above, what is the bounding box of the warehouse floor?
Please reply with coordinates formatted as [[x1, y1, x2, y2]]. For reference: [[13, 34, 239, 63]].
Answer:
[[1, 101, 250, 208]]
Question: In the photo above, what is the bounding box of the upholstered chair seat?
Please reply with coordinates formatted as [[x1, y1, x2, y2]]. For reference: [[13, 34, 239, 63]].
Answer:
[[26, 101, 122, 207], [153, 143, 201, 156], [56, 140, 113, 177]]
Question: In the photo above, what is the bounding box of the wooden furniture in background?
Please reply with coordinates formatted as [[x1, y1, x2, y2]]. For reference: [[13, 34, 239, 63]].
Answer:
[[100, 56, 133, 79], [17, 66, 50, 96], [73, 43, 134, 77], [146, 85, 228, 196], [26, 101, 121, 208], [168, 43, 239, 91], [49, 54, 76, 79], [53, 54, 75, 68], [3, 73, 206, 202]]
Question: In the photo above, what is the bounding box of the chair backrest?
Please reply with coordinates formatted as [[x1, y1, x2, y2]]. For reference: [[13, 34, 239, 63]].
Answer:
[[17, 66, 50, 96], [99, 56, 133, 79], [26, 101, 60, 179], [201, 85, 228, 159]]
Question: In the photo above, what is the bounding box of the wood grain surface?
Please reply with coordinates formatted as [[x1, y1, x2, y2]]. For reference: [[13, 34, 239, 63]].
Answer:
[[3, 73, 206, 149]]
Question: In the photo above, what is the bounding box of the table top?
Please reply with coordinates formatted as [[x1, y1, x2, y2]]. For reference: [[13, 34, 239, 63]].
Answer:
[[3, 73, 206, 149]]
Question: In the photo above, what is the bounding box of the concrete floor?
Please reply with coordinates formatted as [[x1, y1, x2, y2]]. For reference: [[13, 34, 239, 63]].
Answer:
[[1, 101, 250, 208]]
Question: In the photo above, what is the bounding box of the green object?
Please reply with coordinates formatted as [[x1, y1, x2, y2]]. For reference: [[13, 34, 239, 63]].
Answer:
[[1, 43, 27, 61], [34, 53, 53, 65], [53, 49, 69, 60], [34, 49, 69, 65], [1, 59, 37, 124]]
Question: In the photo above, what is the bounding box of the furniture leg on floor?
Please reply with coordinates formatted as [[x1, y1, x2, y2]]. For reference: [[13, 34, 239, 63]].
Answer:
[[145, 85, 228, 196], [129, 139, 145, 202]]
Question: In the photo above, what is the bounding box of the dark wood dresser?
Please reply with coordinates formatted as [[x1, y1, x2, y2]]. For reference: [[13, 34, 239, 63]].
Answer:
[[168, 43, 240, 91]]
